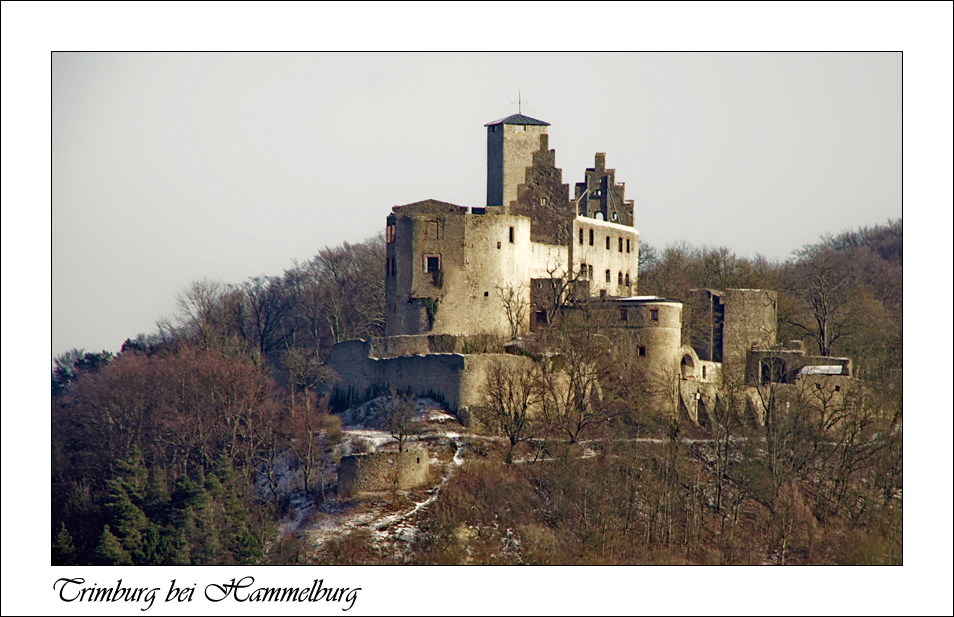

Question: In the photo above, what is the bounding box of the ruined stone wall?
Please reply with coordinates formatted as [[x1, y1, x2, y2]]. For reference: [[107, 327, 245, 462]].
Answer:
[[687, 289, 726, 362], [367, 334, 459, 358], [569, 217, 638, 297], [386, 202, 531, 338], [338, 449, 429, 497], [722, 289, 778, 381], [745, 345, 852, 386], [326, 341, 536, 421], [679, 379, 721, 426], [386, 200, 469, 336]]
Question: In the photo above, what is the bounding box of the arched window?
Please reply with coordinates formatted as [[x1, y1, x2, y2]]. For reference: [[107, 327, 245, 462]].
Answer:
[[624, 272, 630, 286], [681, 354, 695, 379], [605, 269, 611, 283], [617, 271, 623, 285]]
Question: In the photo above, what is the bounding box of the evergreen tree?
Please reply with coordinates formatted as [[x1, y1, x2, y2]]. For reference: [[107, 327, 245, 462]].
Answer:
[[52, 522, 75, 565], [94, 526, 132, 565]]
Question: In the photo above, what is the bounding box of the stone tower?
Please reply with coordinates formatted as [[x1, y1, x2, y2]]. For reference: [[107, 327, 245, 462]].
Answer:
[[485, 113, 550, 209]]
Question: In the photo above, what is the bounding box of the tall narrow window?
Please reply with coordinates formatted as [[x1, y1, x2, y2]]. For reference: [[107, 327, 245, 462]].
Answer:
[[626, 238, 631, 253], [589, 229, 594, 246], [581, 262, 588, 278], [588, 265, 593, 279], [650, 309, 659, 321], [606, 236, 610, 250], [508, 226, 514, 243], [605, 269, 611, 283], [579, 228, 584, 245], [618, 272, 623, 285], [619, 308, 628, 321], [618, 237, 623, 252], [625, 273, 630, 286]]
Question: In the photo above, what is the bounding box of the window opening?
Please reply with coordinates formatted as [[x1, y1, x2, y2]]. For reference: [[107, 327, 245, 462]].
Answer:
[[606, 236, 610, 250], [509, 226, 514, 243], [626, 238, 630, 253], [650, 309, 659, 321], [618, 272, 623, 285], [760, 358, 786, 384], [624, 273, 630, 286], [638, 346, 647, 357], [605, 269, 611, 283], [589, 229, 594, 246], [425, 255, 441, 273], [619, 308, 628, 321], [579, 228, 584, 245], [619, 237, 623, 252]]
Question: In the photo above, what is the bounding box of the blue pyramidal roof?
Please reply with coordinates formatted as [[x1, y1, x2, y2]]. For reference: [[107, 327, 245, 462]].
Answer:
[[484, 113, 550, 127]]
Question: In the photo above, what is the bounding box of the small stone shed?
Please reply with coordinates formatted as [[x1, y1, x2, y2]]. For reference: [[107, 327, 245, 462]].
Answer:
[[337, 449, 429, 497]]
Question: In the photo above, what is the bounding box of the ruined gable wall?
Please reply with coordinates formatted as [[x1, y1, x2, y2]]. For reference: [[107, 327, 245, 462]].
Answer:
[[574, 153, 635, 227], [511, 133, 575, 246]]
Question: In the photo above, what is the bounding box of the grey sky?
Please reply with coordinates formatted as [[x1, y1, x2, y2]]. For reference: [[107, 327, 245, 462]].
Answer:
[[51, 52, 901, 356]]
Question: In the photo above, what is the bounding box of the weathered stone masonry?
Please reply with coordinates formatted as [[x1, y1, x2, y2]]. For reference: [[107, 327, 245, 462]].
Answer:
[[330, 112, 857, 430]]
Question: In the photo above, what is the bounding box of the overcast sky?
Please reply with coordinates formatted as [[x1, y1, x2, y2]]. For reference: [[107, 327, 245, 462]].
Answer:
[[49, 51, 902, 356]]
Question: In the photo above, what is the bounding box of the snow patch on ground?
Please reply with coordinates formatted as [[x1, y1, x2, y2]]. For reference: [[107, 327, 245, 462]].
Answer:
[[276, 395, 470, 558]]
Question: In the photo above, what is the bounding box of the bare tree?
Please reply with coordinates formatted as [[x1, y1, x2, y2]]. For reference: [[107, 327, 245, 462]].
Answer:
[[784, 245, 856, 357], [540, 330, 618, 443], [497, 282, 529, 338], [475, 359, 543, 464], [385, 390, 421, 453], [536, 263, 586, 330]]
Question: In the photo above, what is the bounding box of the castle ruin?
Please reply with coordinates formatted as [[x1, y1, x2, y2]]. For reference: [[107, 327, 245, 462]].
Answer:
[[327, 113, 856, 427]]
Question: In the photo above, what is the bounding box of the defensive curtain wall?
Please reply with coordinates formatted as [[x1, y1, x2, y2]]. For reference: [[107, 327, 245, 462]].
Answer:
[[326, 336, 538, 424]]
